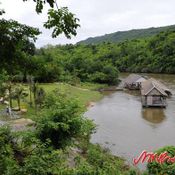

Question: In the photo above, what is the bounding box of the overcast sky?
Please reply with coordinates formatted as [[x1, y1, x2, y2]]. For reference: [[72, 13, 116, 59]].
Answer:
[[1, 0, 175, 47]]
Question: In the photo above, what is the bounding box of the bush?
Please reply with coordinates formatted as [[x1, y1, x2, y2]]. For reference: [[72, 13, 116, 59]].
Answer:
[[0, 126, 72, 175], [0, 126, 21, 174], [36, 93, 95, 149]]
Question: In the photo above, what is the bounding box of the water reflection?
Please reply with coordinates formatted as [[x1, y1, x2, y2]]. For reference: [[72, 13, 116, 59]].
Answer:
[[142, 108, 166, 124], [124, 89, 140, 97]]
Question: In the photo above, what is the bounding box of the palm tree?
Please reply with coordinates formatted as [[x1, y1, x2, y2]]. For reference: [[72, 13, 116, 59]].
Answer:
[[27, 75, 34, 107], [13, 85, 28, 111], [6, 82, 13, 108]]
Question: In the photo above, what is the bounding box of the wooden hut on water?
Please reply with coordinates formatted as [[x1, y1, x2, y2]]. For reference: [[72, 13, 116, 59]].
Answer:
[[123, 74, 146, 90], [141, 78, 172, 108]]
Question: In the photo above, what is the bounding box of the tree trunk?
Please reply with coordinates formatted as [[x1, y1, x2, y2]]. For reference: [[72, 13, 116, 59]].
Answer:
[[9, 86, 13, 108], [17, 98, 21, 111], [29, 86, 32, 107], [9, 98, 13, 108], [23, 70, 27, 83]]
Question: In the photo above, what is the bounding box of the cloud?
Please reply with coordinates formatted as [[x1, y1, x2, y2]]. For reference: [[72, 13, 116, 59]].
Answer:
[[1, 0, 175, 47]]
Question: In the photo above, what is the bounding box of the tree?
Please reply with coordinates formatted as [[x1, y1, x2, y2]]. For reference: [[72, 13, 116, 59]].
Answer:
[[24, 0, 80, 38], [27, 75, 34, 107], [0, 72, 15, 108], [0, 0, 80, 77], [35, 87, 45, 109], [13, 85, 28, 111], [44, 7, 80, 38], [0, 0, 80, 38], [32, 82, 39, 112], [0, 19, 40, 75], [5, 81, 13, 108], [0, 70, 9, 97]]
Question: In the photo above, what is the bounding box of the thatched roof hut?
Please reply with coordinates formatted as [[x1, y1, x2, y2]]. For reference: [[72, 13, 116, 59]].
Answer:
[[123, 74, 146, 90], [141, 78, 172, 107], [141, 78, 172, 96]]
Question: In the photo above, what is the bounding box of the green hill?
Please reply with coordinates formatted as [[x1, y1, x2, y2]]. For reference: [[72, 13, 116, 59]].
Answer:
[[78, 25, 175, 44]]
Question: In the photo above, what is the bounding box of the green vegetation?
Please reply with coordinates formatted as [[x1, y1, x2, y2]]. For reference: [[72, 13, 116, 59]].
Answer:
[[39, 83, 105, 106], [31, 44, 119, 84], [30, 29, 175, 80], [0, 18, 119, 85], [0, 71, 136, 175], [1, 1, 175, 174], [3, 9, 175, 85], [0, 90, 137, 175], [0, 18, 40, 76], [0, 82, 105, 121], [36, 93, 92, 149], [147, 146, 175, 175], [78, 25, 175, 44]]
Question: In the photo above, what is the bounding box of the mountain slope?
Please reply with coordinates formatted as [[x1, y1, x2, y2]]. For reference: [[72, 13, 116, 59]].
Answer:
[[78, 25, 175, 44]]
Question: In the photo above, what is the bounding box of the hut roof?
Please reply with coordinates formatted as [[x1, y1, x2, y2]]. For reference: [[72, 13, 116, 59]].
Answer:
[[124, 74, 146, 84], [141, 78, 171, 96]]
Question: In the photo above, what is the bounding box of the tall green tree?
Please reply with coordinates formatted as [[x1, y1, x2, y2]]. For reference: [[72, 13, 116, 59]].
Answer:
[[13, 85, 28, 111], [0, 19, 40, 75]]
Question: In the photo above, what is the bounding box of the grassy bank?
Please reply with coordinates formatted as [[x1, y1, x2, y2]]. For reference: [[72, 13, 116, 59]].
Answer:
[[0, 82, 106, 121], [40, 82, 106, 106]]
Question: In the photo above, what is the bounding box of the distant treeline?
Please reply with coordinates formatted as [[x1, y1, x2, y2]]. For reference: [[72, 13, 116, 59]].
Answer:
[[1, 22, 175, 84], [30, 29, 175, 83]]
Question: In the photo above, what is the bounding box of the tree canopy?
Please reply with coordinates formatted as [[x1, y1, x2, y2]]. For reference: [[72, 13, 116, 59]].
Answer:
[[26, 29, 175, 84], [0, 19, 40, 75]]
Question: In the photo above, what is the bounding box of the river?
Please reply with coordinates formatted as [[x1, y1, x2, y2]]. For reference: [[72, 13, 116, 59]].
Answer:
[[85, 73, 175, 170]]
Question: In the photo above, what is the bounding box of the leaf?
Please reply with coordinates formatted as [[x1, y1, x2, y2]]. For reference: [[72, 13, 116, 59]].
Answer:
[[44, 8, 80, 38]]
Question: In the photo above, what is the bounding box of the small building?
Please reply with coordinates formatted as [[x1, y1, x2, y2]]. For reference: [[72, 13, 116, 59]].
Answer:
[[141, 78, 172, 108], [123, 74, 146, 90]]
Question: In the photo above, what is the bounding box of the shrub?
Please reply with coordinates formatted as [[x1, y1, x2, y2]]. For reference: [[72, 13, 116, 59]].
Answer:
[[36, 93, 95, 149]]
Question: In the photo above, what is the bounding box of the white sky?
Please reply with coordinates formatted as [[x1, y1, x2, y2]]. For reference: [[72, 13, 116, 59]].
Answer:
[[1, 0, 175, 47]]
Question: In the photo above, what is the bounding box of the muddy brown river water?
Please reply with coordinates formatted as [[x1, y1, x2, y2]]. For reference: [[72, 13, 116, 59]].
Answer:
[[85, 73, 175, 170]]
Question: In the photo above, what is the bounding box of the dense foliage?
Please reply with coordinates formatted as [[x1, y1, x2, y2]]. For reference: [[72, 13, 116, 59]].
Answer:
[[36, 92, 95, 148], [32, 44, 119, 84], [1, 21, 175, 85], [25, 29, 174, 85], [78, 25, 175, 44], [0, 19, 40, 77], [115, 29, 175, 73]]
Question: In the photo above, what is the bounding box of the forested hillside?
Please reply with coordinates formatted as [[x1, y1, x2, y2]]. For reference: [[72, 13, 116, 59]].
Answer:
[[78, 25, 175, 44], [29, 29, 175, 85], [1, 25, 175, 85]]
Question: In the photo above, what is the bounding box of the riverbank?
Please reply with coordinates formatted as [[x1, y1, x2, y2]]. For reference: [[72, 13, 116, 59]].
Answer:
[[0, 82, 140, 174], [0, 82, 106, 121]]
